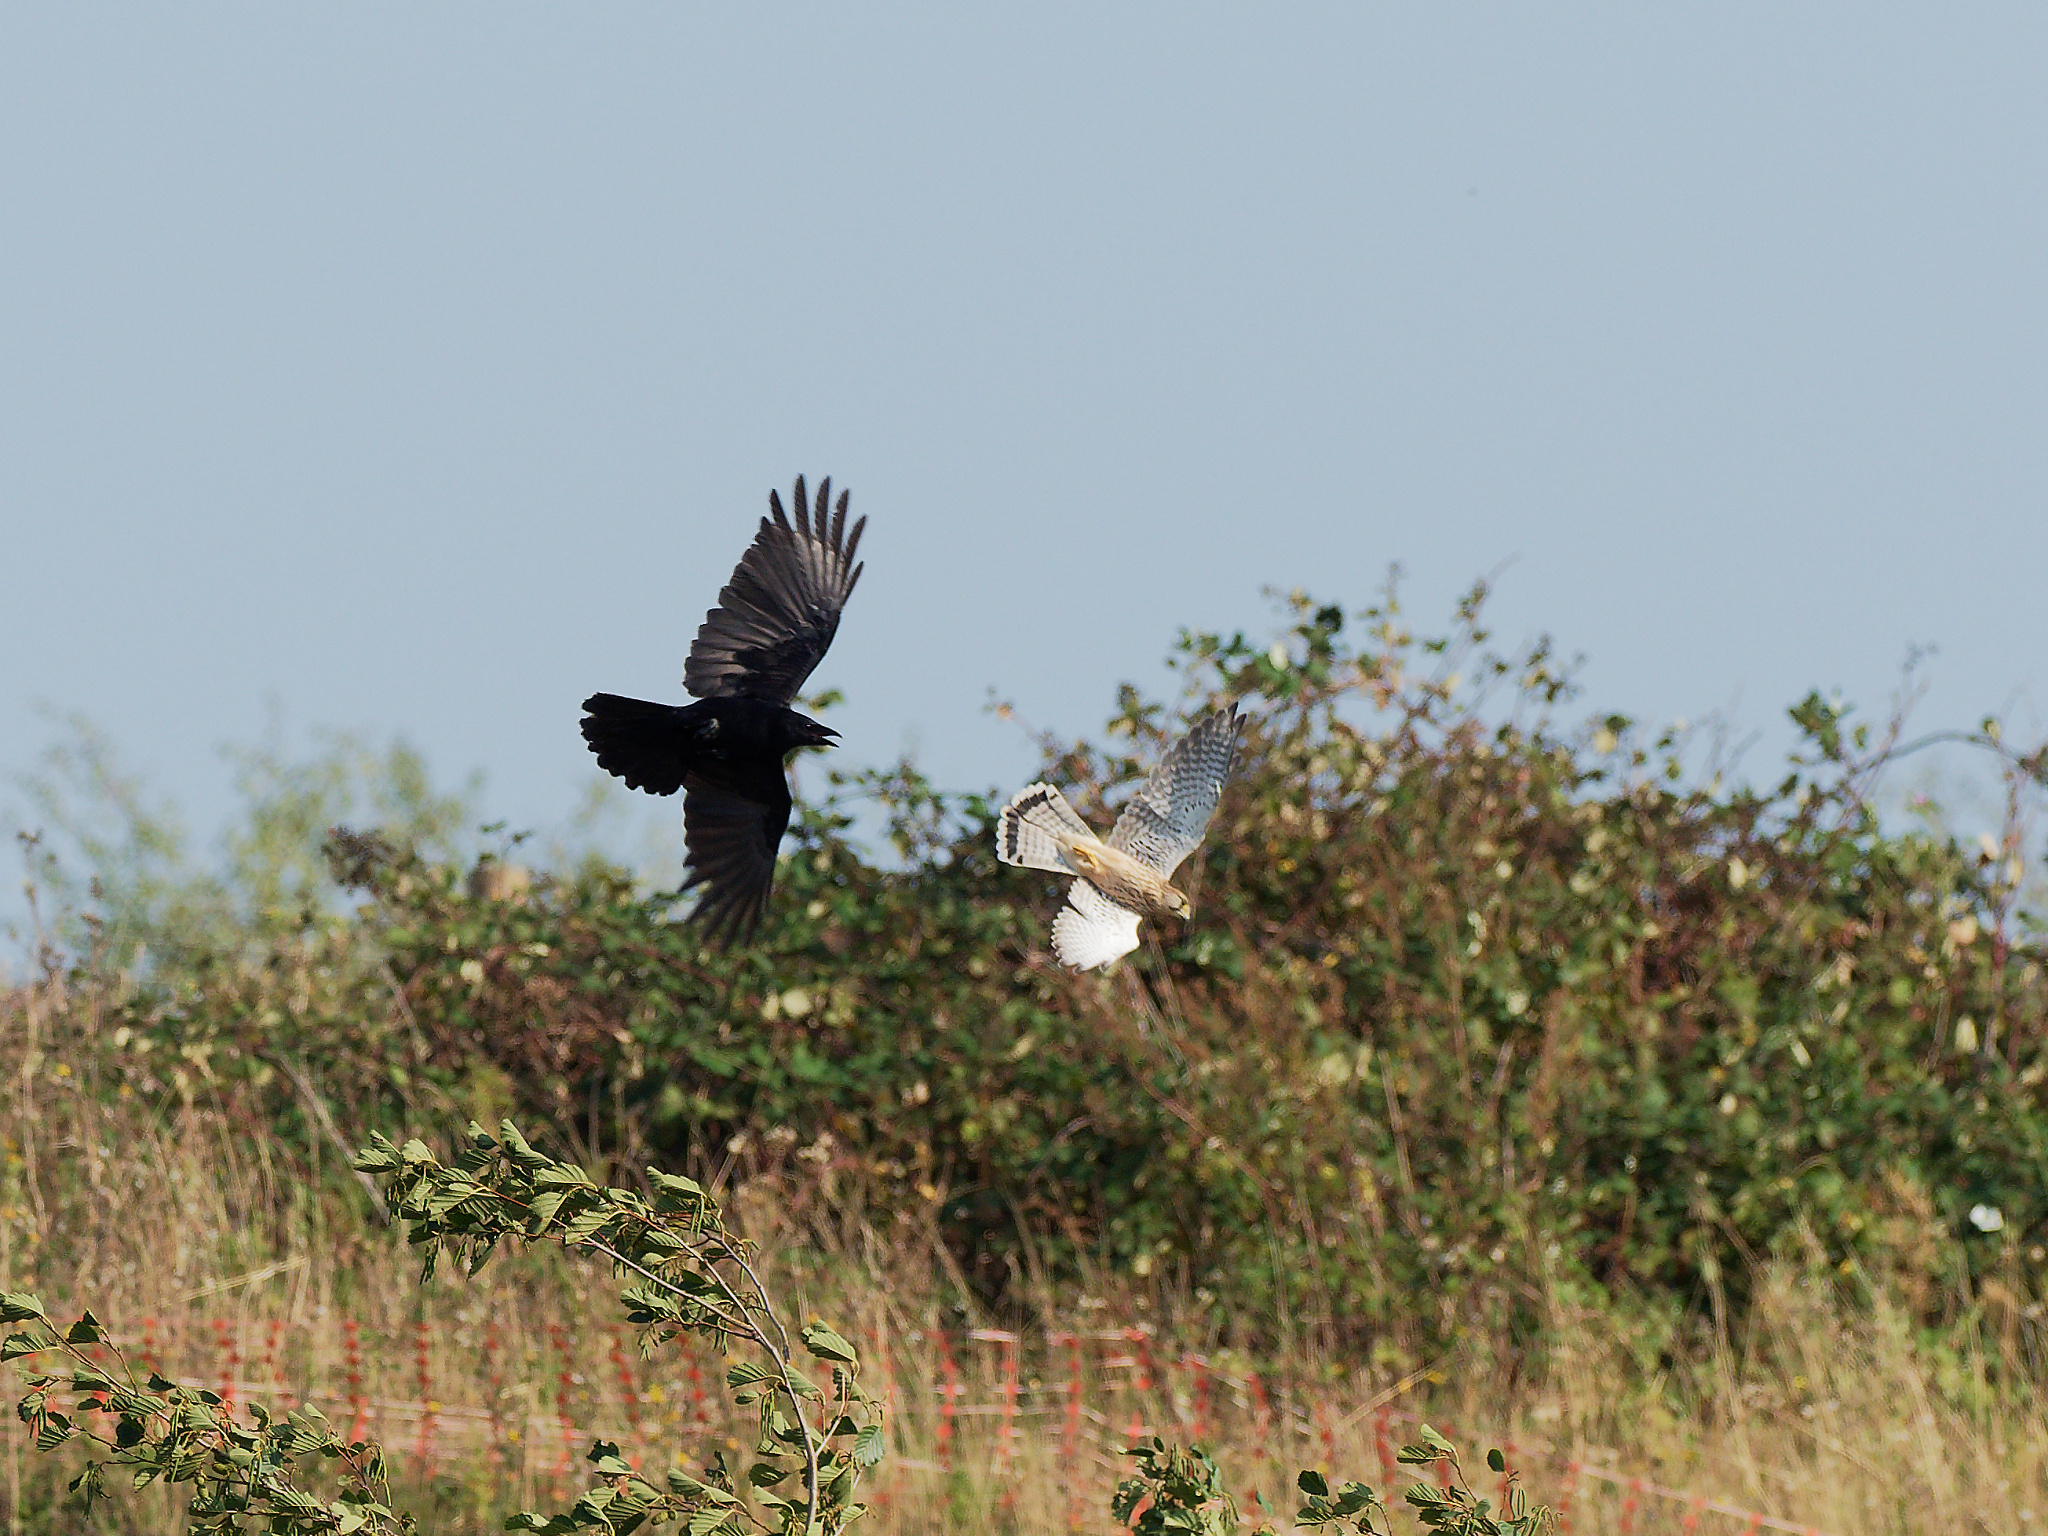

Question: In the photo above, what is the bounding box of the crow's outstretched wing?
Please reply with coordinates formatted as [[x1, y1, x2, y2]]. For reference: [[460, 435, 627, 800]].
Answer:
[[684, 476, 866, 704], [679, 771, 792, 946], [1107, 705, 1242, 877]]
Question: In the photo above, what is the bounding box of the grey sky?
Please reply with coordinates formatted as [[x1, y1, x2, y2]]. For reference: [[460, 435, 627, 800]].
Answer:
[[5, 7, 2045, 899]]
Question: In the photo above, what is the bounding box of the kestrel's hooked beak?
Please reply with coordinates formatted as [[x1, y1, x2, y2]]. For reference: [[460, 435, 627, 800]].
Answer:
[[1169, 890, 1195, 922]]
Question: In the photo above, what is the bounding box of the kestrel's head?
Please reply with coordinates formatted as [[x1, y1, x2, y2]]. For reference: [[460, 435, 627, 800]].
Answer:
[[1163, 886, 1194, 922]]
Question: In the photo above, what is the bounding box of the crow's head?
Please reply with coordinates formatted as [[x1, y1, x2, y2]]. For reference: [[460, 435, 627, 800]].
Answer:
[[785, 713, 840, 752]]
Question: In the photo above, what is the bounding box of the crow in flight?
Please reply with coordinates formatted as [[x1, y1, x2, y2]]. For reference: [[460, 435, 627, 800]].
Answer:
[[580, 476, 865, 945]]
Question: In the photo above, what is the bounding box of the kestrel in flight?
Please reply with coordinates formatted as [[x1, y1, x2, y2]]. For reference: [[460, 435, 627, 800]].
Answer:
[[996, 704, 1242, 970], [580, 476, 866, 945]]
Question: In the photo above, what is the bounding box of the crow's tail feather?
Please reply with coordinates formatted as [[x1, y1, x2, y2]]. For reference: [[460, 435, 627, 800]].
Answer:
[[579, 693, 692, 796]]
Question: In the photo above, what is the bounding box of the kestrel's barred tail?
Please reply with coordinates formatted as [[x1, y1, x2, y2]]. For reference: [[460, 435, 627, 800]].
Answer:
[[997, 783, 1095, 873]]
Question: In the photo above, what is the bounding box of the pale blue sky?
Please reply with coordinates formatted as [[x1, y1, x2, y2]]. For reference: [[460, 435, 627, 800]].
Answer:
[[5, 7, 2045, 905]]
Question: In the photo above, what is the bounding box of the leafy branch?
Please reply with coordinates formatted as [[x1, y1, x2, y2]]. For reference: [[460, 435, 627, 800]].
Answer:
[[5, 1293, 410, 1533], [352, 1120, 885, 1536], [1114, 1425, 1551, 1536]]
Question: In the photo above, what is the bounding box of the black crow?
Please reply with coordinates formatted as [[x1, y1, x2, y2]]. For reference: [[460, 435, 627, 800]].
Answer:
[[580, 476, 866, 945]]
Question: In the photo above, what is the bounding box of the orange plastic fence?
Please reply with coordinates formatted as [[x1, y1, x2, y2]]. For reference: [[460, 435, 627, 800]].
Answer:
[[6, 1317, 1831, 1535]]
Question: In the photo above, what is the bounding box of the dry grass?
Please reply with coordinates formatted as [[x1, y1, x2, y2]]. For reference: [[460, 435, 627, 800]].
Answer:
[[3, 973, 2045, 1535]]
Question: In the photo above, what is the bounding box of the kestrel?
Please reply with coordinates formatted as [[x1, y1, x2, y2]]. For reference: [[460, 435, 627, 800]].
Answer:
[[580, 476, 865, 945], [996, 705, 1242, 970]]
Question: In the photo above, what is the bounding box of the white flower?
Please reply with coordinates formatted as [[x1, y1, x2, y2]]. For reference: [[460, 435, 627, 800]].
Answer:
[[1969, 1204, 2005, 1234]]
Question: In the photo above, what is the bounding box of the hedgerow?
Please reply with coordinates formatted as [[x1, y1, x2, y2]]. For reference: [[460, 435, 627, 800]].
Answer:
[[49, 582, 2048, 1356]]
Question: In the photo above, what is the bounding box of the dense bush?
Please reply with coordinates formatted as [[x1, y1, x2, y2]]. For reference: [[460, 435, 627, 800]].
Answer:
[[51, 584, 2048, 1355]]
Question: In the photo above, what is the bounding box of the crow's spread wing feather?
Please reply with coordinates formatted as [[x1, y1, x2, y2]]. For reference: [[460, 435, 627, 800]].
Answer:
[[679, 773, 792, 946], [684, 475, 866, 704], [1107, 705, 1242, 877]]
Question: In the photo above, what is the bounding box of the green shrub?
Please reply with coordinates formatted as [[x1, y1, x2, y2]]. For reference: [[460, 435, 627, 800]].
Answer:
[[54, 583, 2048, 1354]]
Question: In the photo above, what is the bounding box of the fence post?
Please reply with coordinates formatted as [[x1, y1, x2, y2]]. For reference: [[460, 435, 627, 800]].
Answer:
[[212, 1319, 239, 1415], [343, 1320, 368, 1443], [1184, 1354, 1211, 1439], [262, 1320, 285, 1399], [482, 1317, 513, 1473], [1123, 1328, 1153, 1445], [1619, 1475, 1643, 1535], [413, 1319, 435, 1469], [608, 1325, 645, 1447], [548, 1322, 578, 1477], [933, 1329, 961, 1473]]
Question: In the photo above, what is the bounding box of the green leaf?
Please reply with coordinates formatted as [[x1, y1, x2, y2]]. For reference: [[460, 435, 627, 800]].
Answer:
[[498, 1121, 552, 1170], [725, 1362, 773, 1389], [1298, 1469, 1330, 1498], [529, 1189, 572, 1228], [560, 1205, 610, 1245], [1487, 1447, 1506, 1473], [0, 1293, 47, 1322], [800, 1323, 858, 1365], [852, 1423, 886, 1468], [1, 1333, 45, 1361], [620, 1284, 685, 1325], [782, 1366, 822, 1400]]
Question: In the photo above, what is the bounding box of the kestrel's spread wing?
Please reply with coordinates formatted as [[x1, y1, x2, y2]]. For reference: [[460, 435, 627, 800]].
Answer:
[[683, 475, 867, 705], [1106, 704, 1242, 876], [996, 704, 1243, 971]]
